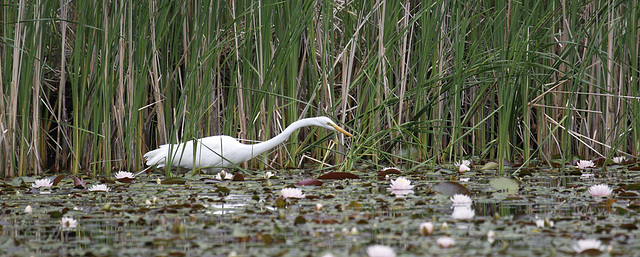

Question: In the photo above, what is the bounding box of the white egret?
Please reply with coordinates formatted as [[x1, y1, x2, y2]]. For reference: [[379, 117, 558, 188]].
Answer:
[[144, 116, 352, 171]]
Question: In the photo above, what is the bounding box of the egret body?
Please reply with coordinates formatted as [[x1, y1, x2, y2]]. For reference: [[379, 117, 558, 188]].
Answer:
[[144, 116, 352, 170]]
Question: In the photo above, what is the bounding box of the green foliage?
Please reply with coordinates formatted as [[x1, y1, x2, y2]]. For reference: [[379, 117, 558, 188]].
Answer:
[[0, 0, 637, 176]]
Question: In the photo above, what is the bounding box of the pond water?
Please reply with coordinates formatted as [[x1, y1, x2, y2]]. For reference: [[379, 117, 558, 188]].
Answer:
[[1, 163, 638, 256]]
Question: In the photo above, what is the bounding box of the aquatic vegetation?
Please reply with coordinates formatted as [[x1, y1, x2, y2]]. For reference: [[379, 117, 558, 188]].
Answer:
[[450, 194, 472, 206], [576, 160, 595, 169], [263, 171, 276, 179], [87, 184, 110, 192], [60, 217, 78, 230], [2, 165, 640, 256], [572, 239, 606, 253], [389, 177, 414, 190], [419, 222, 434, 236], [215, 170, 233, 180], [455, 160, 471, 172], [588, 184, 613, 197], [612, 156, 626, 164], [24, 205, 32, 214], [437, 237, 455, 248], [366, 245, 396, 257], [280, 188, 305, 199], [487, 231, 495, 243], [114, 171, 135, 179], [451, 206, 475, 220], [32, 178, 53, 189]]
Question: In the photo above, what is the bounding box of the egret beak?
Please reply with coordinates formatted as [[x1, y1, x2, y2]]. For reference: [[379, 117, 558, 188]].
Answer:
[[330, 123, 353, 138]]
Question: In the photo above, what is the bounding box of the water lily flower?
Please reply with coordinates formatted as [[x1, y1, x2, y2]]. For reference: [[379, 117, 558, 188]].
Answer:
[[390, 189, 414, 197], [487, 230, 495, 243], [215, 170, 233, 180], [25, 205, 33, 214], [316, 203, 323, 211], [114, 171, 135, 180], [32, 178, 53, 189], [535, 219, 545, 228], [280, 188, 305, 199], [459, 177, 470, 182], [389, 177, 414, 190], [572, 239, 606, 253], [455, 160, 471, 172], [419, 222, 434, 235], [612, 156, 626, 164], [441, 222, 449, 230], [451, 206, 475, 220], [580, 173, 594, 179], [88, 184, 110, 192], [450, 194, 473, 206], [588, 184, 612, 197], [437, 236, 455, 248], [576, 160, 595, 169], [60, 217, 78, 230], [366, 245, 396, 257], [264, 171, 276, 179], [381, 167, 401, 173]]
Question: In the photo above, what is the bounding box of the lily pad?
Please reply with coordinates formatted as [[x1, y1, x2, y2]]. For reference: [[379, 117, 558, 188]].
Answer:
[[317, 172, 360, 180], [296, 179, 323, 186], [431, 182, 471, 196]]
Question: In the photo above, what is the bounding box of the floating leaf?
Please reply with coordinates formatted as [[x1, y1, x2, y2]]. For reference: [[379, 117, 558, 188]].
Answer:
[[347, 201, 362, 210], [232, 174, 244, 181], [431, 182, 471, 197], [317, 172, 360, 180], [296, 179, 323, 186], [512, 212, 534, 222], [73, 177, 86, 188], [381, 167, 401, 174], [294, 215, 306, 225], [481, 162, 499, 170], [52, 175, 65, 186], [489, 177, 519, 194], [162, 178, 187, 184]]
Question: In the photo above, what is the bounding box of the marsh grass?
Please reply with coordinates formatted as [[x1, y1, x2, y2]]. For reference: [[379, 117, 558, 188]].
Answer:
[[0, 0, 638, 176]]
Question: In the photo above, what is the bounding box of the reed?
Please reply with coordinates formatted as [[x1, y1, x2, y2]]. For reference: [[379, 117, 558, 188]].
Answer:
[[0, 0, 637, 177]]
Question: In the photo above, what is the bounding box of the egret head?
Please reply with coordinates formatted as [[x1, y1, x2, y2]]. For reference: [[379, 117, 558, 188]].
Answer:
[[315, 116, 353, 137]]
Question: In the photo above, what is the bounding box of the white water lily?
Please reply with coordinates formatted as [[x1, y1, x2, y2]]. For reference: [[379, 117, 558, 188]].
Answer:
[[437, 236, 455, 248], [450, 194, 473, 206], [316, 203, 323, 211], [25, 205, 33, 214], [419, 222, 434, 235], [114, 171, 135, 179], [389, 177, 414, 190], [32, 178, 53, 189], [390, 189, 414, 197], [381, 167, 401, 173], [572, 239, 606, 253], [612, 156, 626, 164], [280, 188, 305, 199], [88, 184, 110, 192], [215, 170, 233, 180], [455, 160, 471, 172], [487, 230, 495, 243], [366, 245, 396, 257], [60, 217, 78, 230], [451, 206, 475, 220], [263, 171, 276, 179], [576, 160, 595, 169], [535, 219, 545, 228], [588, 184, 612, 197]]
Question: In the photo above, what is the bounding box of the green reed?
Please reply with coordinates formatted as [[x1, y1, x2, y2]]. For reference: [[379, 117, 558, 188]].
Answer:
[[0, 0, 637, 177]]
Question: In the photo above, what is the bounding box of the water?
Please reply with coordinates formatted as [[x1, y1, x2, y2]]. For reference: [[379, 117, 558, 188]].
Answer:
[[1, 164, 638, 256]]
